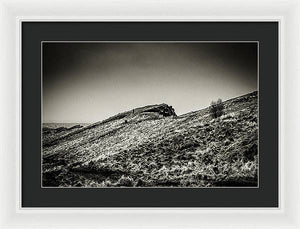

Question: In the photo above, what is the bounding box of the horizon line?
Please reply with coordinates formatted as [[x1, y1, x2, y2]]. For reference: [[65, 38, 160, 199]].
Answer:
[[43, 90, 258, 124]]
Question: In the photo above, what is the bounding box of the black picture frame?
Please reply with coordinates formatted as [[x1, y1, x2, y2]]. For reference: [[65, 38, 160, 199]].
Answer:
[[22, 22, 278, 207]]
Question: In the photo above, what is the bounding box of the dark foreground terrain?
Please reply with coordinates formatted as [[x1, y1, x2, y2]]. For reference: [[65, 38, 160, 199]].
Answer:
[[42, 91, 258, 187]]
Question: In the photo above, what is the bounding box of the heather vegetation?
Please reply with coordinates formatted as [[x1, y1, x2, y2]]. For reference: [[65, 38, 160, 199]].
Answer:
[[42, 91, 258, 187]]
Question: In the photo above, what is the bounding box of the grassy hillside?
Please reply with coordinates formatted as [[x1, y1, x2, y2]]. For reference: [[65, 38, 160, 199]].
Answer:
[[42, 91, 258, 187]]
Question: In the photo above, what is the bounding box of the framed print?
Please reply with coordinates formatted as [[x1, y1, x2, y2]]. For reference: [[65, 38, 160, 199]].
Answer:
[[4, 0, 300, 226], [21, 22, 278, 208]]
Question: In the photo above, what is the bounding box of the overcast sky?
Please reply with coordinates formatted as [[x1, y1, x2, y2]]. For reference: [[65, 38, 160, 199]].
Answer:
[[43, 42, 257, 123]]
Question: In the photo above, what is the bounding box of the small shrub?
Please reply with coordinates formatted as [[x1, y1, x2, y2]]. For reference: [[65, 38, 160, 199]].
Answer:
[[209, 99, 224, 118]]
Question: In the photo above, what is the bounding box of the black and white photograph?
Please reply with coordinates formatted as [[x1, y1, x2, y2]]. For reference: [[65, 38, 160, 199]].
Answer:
[[42, 42, 258, 188]]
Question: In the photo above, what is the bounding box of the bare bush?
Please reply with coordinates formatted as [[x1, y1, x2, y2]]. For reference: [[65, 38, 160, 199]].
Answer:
[[209, 98, 224, 118]]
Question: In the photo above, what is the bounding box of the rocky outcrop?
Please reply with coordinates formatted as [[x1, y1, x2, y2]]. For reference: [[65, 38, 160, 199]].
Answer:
[[140, 104, 176, 117]]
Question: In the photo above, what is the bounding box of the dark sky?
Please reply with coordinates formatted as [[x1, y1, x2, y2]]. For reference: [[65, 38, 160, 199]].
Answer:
[[43, 42, 257, 123]]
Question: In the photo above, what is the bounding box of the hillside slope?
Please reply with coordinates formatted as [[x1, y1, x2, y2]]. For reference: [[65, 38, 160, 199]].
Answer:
[[42, 91, 258, 187]]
